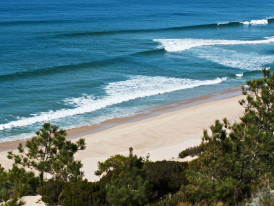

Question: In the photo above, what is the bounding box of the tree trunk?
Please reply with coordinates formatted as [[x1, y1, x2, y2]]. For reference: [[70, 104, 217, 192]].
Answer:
[[40, 172, 44, 186]]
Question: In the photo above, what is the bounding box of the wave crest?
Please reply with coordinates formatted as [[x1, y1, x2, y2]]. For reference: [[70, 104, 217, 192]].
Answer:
[[154, 37, 274, 52], [241, 19, 269, 25]]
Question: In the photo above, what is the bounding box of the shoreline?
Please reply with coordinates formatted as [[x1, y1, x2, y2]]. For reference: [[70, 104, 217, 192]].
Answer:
[[0, 88, 244, 181], [0, 88, 241, 152]]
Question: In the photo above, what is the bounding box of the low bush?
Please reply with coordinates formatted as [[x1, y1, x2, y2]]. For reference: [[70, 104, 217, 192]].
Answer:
[[148, 192, 185, 206], [58, 180, 108, 206], [0, 165, 39, 203], [102, 148, 151, 206], [37, 180, 67, 205], [145, 161, 188, 199], [178, 145, 205, 159]]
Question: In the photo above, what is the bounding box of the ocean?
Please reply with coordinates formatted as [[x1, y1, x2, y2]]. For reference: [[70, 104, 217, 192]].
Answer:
[[0, 0, 273, 142]]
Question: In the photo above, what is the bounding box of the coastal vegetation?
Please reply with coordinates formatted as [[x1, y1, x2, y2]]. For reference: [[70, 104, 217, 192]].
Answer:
[[0, 69, 273, 205], [7, 123, 86, 185]]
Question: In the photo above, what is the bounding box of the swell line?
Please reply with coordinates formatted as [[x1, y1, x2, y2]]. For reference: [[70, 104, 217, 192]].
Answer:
[[0, 57, 127, 81], [54, 22, 240, 38], [54, 18, 274, 38], [0, 19, 82, 26]]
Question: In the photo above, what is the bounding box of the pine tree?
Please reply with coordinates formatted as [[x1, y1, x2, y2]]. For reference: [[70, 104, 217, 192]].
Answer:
[[180, 69, 273, 204], [0, 164, 38, 205], [8, 123, 86, 185]]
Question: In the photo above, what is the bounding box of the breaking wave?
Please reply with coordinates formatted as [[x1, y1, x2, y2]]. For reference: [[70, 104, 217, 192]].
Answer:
[[154, 37, 274, 52], [235, 73, 243, 77], [241, 18, 272, 25], [0, 75, 227, 130]]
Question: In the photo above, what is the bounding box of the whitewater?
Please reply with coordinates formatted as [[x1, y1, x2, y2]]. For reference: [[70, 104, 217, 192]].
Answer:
[[0, 76, 226, 131], [154, 37, 274, 52]]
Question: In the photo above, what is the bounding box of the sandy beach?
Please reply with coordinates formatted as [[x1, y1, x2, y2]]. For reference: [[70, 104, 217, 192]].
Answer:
[[0, 90, 244, 182], [2, 1, 272, 204]]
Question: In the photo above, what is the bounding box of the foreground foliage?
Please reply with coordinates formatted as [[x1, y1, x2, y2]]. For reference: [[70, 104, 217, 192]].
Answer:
[[145, 160, 188, 199], [36, 149, 189, 206], [0, 165, 38, 205], [8, 123, 86, 185], [104, 155, 151, 205], [179, 69, 273, 205]]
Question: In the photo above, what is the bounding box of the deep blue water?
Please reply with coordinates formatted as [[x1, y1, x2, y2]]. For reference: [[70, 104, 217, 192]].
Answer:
[[0, 0, 273, 142]]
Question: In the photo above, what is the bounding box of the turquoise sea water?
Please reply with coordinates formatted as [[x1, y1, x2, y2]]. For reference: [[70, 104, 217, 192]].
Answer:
[[0, 0, 274, 142]]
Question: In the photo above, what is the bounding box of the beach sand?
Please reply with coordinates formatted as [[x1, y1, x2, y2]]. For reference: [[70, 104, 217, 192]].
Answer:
[[0, 91, 244, 182], [73, 93, 244, 181]]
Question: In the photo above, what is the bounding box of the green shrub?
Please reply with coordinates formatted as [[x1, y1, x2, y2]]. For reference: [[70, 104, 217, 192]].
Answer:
[[0, 165, 39, 203], [178, 145, 205, 159], [148, 192, 185, 206], [95, 154, 128, 176], [0, 198, 25, 206], [145, 161, 188, 199], [37, 180, 66, 204], [58, 180, 108, 206], [95, 152, 188, 205], [105, 168, 151, 206], [96, 148, 151, 206]]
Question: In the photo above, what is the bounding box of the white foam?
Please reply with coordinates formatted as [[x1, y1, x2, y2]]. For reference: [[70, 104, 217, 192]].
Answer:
[[235, 73, 243, 77], [217, 22, 229, 25], [0, 76, 227, 131], [154, 37, 274, 52], [197, 47, 274, 71], [241, 19, 268, 25]]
